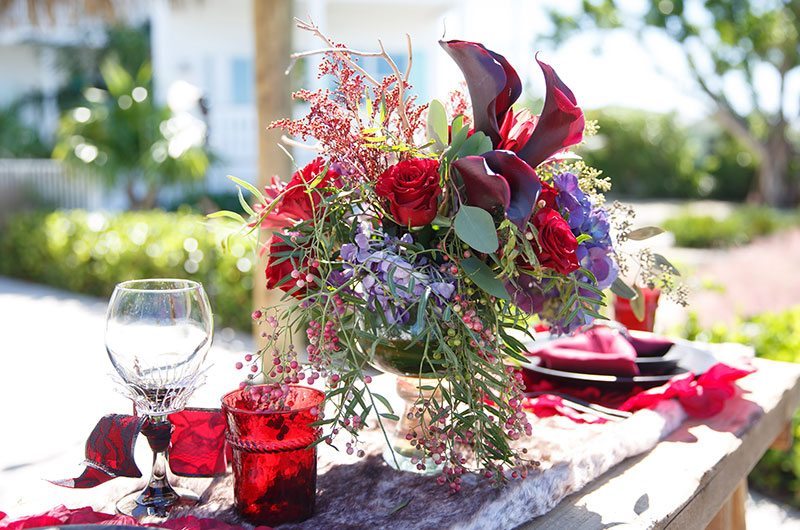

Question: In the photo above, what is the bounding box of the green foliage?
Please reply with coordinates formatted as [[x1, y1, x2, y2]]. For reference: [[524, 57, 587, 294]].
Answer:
[[544, 0, 799, 206], [581, 108, 705, 198], [664, 206, 799, 248], [0, 103, 52, 158], [56, 24, 152, 111], [580, 108, 756, 200], [53, 58, 211, 209], [683, 307, 800, 505], [453, 205, 499, 254], [0, 209, 252, 330]]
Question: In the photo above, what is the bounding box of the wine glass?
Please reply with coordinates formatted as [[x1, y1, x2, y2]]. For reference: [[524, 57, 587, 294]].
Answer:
[[105, 278, 213, 517]]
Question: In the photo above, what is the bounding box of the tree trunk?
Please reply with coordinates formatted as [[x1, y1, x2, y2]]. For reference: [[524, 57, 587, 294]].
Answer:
[[252, 0, 293, 345], [124, 180, 159, 210], [750, 128, 794, 207]]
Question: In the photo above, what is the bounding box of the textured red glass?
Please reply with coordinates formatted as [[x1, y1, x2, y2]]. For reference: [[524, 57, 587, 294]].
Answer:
[[221, 385, 324, 526], [613, 287, 661, 332]]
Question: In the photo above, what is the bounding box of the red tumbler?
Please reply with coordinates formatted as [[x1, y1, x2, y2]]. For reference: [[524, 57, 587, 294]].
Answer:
[[613, 287, 661, 332], [221, 385, 324, 526]]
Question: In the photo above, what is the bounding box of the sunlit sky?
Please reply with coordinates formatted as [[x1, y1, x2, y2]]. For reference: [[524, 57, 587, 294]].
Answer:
[[436, 0, 795, 123]]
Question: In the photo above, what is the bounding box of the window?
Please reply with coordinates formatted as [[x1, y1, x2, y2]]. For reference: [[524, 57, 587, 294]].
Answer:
[[230, 57, 254, 105], [357, 52, 428, 101]]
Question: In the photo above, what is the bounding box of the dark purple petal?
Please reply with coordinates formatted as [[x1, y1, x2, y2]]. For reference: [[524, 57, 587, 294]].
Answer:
[[516, 56, 585, 168], [483, 150, 541, 228], [452, 156, 511, 217], [440, 40, 521, 145]]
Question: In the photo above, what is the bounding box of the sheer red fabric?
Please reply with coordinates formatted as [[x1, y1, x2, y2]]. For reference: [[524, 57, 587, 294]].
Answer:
[[52, 409, 228, 488]]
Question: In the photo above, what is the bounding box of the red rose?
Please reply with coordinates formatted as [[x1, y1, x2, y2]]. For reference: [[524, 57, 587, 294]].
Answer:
[[532, 208, 579, 274], [375, 158, 442, 227], [265, 232, 314, 298], [258, 158, 341, 228]]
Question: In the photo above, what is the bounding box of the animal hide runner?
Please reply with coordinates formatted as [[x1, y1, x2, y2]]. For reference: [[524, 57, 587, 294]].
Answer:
[[154, 401, 685, 530]]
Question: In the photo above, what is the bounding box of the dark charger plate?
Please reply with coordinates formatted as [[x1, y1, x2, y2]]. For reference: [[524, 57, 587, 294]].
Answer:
[[520, 356, 687, 390]]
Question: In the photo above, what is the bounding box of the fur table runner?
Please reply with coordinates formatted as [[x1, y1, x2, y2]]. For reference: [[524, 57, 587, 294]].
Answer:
[[165, 401, 686, 530]]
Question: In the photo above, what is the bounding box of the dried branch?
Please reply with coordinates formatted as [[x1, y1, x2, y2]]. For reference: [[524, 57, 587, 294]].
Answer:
[[281, 135, 322, 151], [404, 33, 413, 82], [377, 39, 411, 134], [292, 17, 414, 138], [293, 18, 380, 85]]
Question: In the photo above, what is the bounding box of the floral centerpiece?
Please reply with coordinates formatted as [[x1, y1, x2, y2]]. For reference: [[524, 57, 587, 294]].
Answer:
[[218, 19, 681, 488]]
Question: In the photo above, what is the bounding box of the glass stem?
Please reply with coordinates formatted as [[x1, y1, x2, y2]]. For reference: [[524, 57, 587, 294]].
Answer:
[[137, 416, 179, 512]]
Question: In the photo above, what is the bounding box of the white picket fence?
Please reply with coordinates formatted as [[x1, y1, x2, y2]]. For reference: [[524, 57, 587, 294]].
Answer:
[[0, 159, 105, 210]]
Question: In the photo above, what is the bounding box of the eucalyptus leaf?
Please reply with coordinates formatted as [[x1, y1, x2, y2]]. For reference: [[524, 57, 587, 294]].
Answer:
[[426, 99, 448, 148], [456, 131, 493, 158], [454, 205, 499, 254], [628, 226, 665, 240], [448, 126, 469, 159], [631, 285, 646, 321], [654, 253, 681, 276], [611, 277, 637, 300], [461, 256, 510, 300]]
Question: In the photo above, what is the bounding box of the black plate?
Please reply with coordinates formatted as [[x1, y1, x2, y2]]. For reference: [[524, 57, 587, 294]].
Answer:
[[521, 357, 687, 390], [635, 355, 680, 375]]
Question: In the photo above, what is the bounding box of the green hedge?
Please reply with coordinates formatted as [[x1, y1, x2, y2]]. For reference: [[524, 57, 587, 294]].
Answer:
[[0, 209, 253, 330], [664, 206, 799, 248], [580, 108, 757, 201], [684, 308, 800, 505]]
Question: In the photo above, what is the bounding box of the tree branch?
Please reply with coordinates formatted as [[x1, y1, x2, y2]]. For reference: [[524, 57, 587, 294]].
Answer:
[[684, 52, 768, 158]]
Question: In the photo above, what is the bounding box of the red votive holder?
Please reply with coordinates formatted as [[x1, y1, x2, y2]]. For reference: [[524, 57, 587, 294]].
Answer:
[[613, 287, 661, 332], [221, 385, 324, 526]]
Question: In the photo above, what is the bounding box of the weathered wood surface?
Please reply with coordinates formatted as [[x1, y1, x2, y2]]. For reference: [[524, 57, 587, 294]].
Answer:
[[523, 357, 800, 529]]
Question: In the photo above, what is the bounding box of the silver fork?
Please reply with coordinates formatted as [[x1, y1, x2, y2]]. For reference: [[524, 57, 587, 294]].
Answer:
[[525, 391, 633, 421]]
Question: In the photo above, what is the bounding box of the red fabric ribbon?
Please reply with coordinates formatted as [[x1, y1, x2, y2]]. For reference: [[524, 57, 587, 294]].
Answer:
[[51, 408, 229, 489], [522, 362, 755, 423]]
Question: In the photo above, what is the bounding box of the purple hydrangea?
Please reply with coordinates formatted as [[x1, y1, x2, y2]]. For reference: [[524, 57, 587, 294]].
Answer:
[[332, 223, 456, 325], [512, 172, 618, 333], [554, 172, 617, 290]]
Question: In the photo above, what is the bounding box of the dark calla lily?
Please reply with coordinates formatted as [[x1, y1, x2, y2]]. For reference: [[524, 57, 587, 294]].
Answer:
[[513, 57, 585, 169], [439, 40, 521, 146], [453, 150, 541, 228], [442, 40, 584, 168], [451, 155, 510, 219]]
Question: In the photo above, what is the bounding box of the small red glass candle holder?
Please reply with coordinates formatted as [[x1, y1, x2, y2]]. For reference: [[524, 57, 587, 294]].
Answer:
[[221, 385, 324, 526], [613, 287, 661, 332]]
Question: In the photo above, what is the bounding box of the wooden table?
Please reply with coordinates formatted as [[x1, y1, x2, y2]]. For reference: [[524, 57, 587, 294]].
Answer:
[[525, 357, 800, 529], [4, 355, 799, 530]]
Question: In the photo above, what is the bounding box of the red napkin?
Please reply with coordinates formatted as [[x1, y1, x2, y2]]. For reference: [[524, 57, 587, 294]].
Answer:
[[627, 334, 674, 357], [532, 326, 639, 376]]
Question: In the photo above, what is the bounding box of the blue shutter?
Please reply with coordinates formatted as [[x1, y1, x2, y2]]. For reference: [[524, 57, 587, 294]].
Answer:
[[231, 57, 254, 105]]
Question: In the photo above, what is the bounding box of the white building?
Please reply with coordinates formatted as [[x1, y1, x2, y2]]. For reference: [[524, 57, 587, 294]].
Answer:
[[0, 0, 545, 201], [149, 0, 464, 192]]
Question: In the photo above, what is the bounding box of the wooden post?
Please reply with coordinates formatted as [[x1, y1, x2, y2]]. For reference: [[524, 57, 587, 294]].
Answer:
[[706, 480, 747, 530], [252, 0, 293, 345]]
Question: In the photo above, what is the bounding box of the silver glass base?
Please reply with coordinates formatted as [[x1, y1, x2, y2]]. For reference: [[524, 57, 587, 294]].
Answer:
[[116, 487, 199, 519]]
